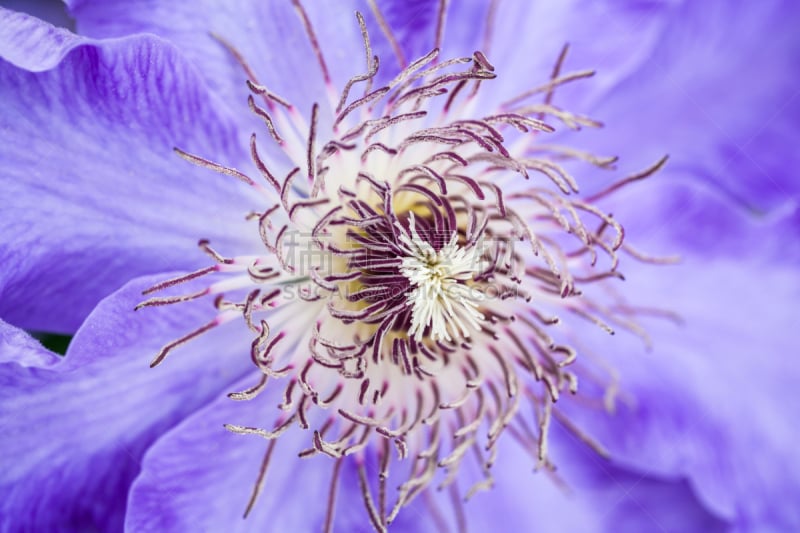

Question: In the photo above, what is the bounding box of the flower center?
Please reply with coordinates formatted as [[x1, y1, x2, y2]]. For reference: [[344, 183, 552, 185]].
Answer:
[[136, 3, 671, 530], [398, 218, 485, 342]]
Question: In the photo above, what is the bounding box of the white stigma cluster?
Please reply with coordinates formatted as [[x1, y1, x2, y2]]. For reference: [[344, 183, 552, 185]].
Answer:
[[398, 216, 485, 342]]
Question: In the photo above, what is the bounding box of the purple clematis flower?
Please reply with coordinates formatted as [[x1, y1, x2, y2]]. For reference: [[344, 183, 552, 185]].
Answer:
[[1, 1, 799, 532]]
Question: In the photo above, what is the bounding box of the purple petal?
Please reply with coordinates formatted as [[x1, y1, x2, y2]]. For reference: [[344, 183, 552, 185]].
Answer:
[[0, 273, 253, 531], [363, 0, 438, 74], [560, 202, 800, 529], [0, 320, 60, 367], [0, 11, 258, 333], [0, 7, 80, 70], [599, 172, 800, 262], [126, 375, 376, 532], [390, 423, 727, 532], [439, 0, 674, 109], [577, 0, 800, 212], [68, 0, 655, 122], [127, 374, 728, 531], [0, 0, 73, 29], [66, 0, 382, 118]]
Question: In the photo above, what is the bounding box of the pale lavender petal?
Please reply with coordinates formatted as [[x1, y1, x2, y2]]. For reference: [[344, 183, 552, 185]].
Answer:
[[364, 0, 437, 73], [126, 375, 374, 532], [577, 0, 800, 212], [560, 196, 800, 529], [0, 273, 254, 531], [67, 0, 639, 123], [384, 423, 726, 532], [127, 375, 728, 532], [0, 0, 73, 29], [601, 173, 800, 261], [0, 11, 258, 333], [66, 0, 380, 119], [0, 320, 60, 367], [0, 7, 80, 69], [439, 0, 675, 110]]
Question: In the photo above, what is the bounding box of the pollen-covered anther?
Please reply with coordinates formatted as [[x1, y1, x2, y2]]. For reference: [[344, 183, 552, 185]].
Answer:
[[137, 2, 672, 530]]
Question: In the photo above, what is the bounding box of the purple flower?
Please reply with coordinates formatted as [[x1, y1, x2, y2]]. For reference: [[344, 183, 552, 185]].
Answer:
[[1, 1, 798, 532]]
